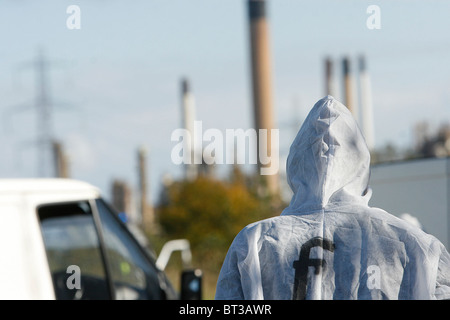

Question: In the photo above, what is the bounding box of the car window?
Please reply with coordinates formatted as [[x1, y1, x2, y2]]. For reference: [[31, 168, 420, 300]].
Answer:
[[95, 199, 164, 300], [38, 201, 111, 300]]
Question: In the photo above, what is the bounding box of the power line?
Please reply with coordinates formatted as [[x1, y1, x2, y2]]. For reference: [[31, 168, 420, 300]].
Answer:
[[4, 48, 64, 177]]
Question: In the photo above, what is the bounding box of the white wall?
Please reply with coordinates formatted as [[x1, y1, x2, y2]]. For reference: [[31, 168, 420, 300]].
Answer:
[[369, 157, 450, 249]]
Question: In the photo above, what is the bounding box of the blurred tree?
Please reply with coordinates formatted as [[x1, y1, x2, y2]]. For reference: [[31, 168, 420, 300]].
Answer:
[[156, 166, 283, 271], [417, 122, 450, 158], [371, 121, 450, 165], [371, 142, 401, 164]]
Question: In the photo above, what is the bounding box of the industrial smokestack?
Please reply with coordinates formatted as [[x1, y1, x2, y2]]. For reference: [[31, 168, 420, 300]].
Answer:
[[248, 0, 279, 195], [52, 141, 69, 178], [138, 146, 154, 233], [111, 179, 131, 215], [342, 57, 357, 119], [181, 78, 198, 180], [324, 57, 335, 97], [358, 55, 375, 151]]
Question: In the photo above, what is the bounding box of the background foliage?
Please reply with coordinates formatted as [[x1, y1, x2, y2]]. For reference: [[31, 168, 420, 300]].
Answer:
[[152, 166, 285, 299]]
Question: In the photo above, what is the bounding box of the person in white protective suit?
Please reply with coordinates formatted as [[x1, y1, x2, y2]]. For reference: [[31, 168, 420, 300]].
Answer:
[[215, 96, 450, 300]]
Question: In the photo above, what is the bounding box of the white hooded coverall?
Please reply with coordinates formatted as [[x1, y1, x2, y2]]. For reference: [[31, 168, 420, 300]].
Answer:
[[215, 96, 450, 300]]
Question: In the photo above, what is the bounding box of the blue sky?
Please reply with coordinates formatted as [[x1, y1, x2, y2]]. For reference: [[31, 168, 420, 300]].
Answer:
[[1, 0, 449, 207]]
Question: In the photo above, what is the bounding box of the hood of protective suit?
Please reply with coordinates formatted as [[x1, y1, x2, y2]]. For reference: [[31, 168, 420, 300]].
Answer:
[[284, 95, 371, 214]]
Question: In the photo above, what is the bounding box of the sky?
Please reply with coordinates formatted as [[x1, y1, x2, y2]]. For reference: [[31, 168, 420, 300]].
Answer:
[[0, 0, 449, 210]]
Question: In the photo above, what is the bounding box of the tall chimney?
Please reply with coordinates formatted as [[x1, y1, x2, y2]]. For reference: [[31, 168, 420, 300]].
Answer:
[[181, 78, 198, 180], [138, 146, 154, 233], [248, 0, 279, 195], [111, 180, 131, 215], [52, 141, 69, 178], [342, 57, 357, 119], [324, 57, 335, 97], [358, 55, 375, 150]]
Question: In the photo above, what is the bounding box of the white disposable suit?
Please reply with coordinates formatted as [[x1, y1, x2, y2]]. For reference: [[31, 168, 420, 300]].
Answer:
[[215, 96, 450, 300]]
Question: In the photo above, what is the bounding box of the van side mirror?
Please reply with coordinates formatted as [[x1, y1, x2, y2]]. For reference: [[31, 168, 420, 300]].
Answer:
[[180, 269, 202, 300]]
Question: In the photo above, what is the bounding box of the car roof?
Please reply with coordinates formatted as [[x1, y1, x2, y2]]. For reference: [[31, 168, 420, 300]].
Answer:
[[0, 178, 100, 198]]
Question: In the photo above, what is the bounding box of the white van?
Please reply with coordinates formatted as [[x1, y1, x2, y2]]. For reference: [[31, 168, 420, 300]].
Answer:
[[0, 178, 200, 300]]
